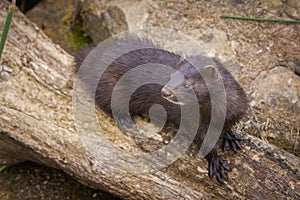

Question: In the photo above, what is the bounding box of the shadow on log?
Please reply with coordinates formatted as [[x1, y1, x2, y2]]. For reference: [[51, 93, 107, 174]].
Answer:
[[0, 1, 299, 199]]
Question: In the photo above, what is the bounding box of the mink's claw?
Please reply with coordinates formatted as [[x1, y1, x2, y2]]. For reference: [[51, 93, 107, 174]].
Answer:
[[208, 156, 231, 184], [222, 132, 243, 152]]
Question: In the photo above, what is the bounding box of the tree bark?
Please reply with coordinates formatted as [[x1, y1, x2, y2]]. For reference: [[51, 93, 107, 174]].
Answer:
[[0, 1, 299, 199]]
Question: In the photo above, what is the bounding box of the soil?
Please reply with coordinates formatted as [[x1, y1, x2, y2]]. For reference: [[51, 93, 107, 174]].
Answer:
[[0, 162, 120, 200]]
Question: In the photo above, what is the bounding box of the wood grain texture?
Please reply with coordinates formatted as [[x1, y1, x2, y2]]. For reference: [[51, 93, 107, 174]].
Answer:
[[0, 1, 299, 199]]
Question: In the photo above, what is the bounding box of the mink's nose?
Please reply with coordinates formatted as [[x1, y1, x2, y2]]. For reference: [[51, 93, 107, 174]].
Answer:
[[161, 87, 173, 98]]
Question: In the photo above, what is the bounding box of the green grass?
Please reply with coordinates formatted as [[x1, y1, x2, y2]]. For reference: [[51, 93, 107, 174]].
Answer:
[[0, 165, 7, 172], [220, 15, 300, 23], [0, 0, 15, 61]]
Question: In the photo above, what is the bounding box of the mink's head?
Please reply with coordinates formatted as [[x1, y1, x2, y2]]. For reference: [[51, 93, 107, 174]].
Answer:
[[161, 56, 221, 106]]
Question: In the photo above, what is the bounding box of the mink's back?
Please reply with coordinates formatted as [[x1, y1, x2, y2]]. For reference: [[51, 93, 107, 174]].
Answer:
[[74, 38, 248, 132], [75, 42, 183, 123]]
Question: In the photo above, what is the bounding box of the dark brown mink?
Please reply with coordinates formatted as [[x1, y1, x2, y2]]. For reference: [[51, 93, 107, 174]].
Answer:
[[74, 36, 248, 184]]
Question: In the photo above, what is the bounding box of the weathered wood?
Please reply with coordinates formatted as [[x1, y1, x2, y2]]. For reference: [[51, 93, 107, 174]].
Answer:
[[0, 1, 299, 199]]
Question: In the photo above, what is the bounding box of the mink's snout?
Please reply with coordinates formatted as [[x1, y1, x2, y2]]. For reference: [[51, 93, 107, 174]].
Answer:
[[161, 87, 182, 105], [161, 87, 174, 98]]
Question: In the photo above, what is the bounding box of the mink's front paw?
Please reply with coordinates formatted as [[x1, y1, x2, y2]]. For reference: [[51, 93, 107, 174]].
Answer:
[[222, 132, 242, 152], [208, 156, 231, 184], [114, 115, 135, 129], [114, 116, 146, 137]]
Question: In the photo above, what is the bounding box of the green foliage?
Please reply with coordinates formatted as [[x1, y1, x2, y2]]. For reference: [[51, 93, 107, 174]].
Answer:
[[0, 1, 15, 61], [0, 165, 7, 172]]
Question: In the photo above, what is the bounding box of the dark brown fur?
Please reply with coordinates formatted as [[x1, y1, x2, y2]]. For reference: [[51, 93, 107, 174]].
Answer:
[[75, 36, 248, 183]]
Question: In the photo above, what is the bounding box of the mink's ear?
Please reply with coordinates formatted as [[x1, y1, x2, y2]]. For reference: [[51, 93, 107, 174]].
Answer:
[[201, 65, 220, 84]]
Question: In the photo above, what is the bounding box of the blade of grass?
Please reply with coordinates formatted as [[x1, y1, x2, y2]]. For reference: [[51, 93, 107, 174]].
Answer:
[[220, 15, 300, 23], [0, 0, 16, 61], [0, 165, 7, 172]]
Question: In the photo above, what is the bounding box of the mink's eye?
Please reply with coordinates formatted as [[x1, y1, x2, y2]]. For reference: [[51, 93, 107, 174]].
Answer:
[[183, 83, 190, 89]]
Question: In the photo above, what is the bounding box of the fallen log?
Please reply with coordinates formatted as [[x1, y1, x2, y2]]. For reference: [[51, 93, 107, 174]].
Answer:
[[0, 1, 299, 199]]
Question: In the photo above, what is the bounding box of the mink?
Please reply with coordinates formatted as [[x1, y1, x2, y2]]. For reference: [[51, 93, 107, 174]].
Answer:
[[75, 36, 248, 184]]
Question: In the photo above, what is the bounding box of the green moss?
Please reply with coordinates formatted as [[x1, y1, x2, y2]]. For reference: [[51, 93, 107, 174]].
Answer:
[[60, 5, 92, 52], [60, 25, 91, 51]]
